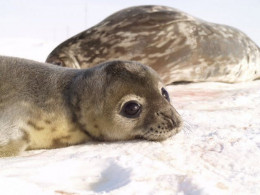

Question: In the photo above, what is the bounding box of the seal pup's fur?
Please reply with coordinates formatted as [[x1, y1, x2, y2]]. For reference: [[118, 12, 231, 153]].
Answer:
[[0, 56, 182, 157]]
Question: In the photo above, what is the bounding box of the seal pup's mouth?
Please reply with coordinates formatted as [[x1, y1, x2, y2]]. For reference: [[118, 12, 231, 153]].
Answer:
[[136, 115, 183, 141]]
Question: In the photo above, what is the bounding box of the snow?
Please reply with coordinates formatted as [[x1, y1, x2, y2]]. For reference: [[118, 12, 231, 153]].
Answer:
[[0, 38, 57, 62], [0, 2, 260, 194], [0, 38, 259, 194]]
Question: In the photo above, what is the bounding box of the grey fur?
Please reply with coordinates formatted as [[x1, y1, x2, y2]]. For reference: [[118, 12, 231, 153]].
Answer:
[[0, 56, 182, 157]]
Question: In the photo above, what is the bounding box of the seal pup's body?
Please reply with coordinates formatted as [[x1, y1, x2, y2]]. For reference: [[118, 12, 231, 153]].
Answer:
[[0, 56, 182, 157], [46, 5, 260, 84]]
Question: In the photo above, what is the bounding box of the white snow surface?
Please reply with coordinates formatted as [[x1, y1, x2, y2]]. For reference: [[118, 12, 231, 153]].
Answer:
[[0, 40, 260, 195]]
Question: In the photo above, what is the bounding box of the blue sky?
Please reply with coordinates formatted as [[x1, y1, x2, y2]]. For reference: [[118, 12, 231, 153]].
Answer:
[[0, 0, 259, 45]]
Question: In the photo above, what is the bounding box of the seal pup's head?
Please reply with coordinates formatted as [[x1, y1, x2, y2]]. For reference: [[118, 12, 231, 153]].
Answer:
[[67, 61, 182, 141]]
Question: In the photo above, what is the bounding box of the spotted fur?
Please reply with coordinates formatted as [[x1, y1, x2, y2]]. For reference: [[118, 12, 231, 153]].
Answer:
[[46, 5, 260, 84]]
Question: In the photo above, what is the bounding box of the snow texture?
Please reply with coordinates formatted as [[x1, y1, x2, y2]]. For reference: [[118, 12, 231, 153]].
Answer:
[[0, 40, 260, 195]]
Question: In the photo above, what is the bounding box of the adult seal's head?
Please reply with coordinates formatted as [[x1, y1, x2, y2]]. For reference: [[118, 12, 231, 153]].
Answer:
[[67, 60, 182, 141], [46, 5, 260, 84], [0, 57, 182, 156]]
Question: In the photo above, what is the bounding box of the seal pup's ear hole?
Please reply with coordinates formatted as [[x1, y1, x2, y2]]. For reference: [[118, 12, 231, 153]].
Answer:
[[120, 101, 142, 118], [161, 87, 170, 102]]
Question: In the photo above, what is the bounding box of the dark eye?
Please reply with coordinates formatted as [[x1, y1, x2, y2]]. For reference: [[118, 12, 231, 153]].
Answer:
[[121, 101, 142, 118], [53, 60, 64, 66], [161, 87, 170, 102]]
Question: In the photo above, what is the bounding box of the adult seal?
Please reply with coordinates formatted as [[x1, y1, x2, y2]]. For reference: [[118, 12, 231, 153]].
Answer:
[[46, 5, 260, 84], [0, 56, 182, 157]]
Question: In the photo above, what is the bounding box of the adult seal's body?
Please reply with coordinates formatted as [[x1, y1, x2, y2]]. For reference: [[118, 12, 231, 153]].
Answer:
[[46, 5, 260, 84], [0, 56, 182, 157]]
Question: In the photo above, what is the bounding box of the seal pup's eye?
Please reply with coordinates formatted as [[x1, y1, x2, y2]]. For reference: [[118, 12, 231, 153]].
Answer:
[[161, 87, 170, 102], [121, 101, 142, 118]]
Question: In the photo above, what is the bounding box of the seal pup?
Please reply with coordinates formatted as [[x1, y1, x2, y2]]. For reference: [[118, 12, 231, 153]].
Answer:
[[0, 56, 182, 157], [46, 5, 260, 84]]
